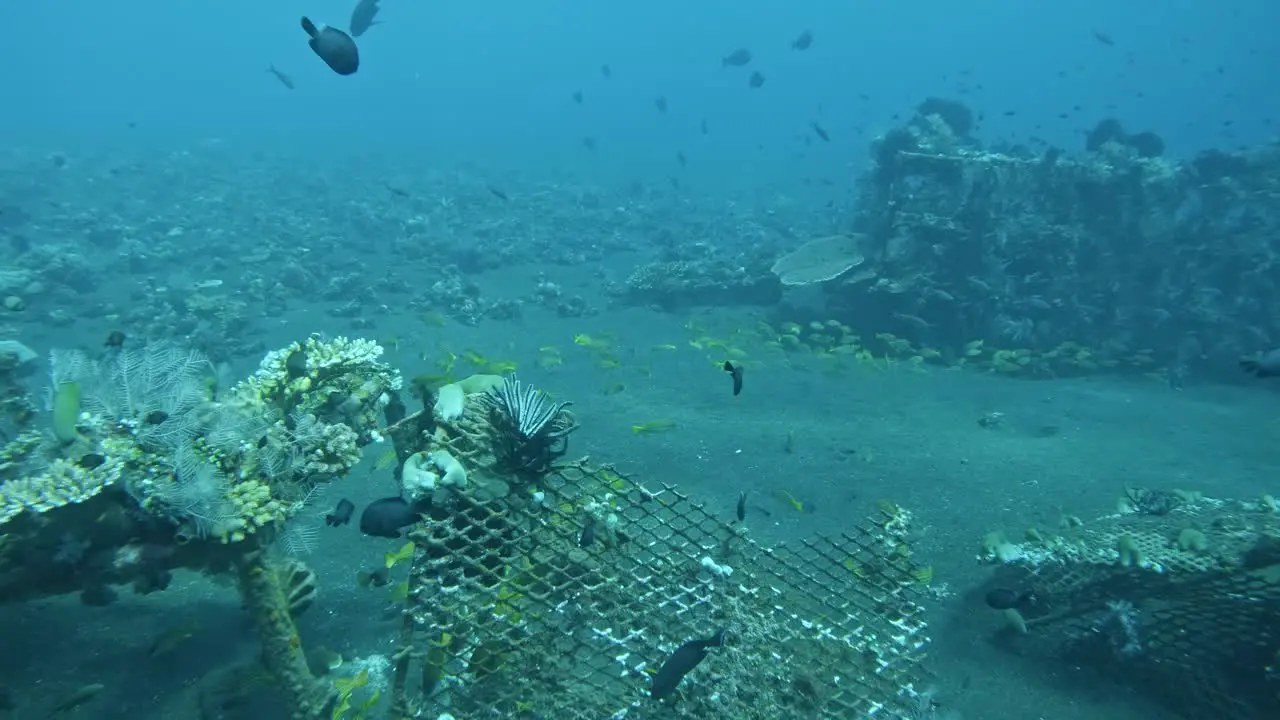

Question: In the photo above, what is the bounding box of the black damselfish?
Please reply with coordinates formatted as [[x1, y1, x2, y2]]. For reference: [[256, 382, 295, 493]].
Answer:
[[325, 499, 355, 527], [359, 497, 419, 538], [301, 16, 359, 75], [651, 630, 726, 699], [723, 361, 743, 396]]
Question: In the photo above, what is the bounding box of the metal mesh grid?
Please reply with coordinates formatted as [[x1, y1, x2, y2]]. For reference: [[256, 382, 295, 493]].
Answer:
[[979, 497, 1280, 720], [383, 445, 932, 719]]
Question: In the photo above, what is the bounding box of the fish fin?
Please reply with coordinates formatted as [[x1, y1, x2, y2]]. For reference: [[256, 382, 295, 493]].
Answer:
[[301, 16, 319, 38]]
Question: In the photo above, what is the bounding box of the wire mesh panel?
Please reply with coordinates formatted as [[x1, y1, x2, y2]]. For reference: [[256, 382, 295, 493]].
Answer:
[[383, 438, 933, 719], [978, 492, 1280, 719]]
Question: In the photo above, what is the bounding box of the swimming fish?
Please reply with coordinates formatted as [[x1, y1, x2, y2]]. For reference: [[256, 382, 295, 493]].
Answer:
[[267, 65, 295, 89], [359, 497, 420, 538], [349, 0, 381, 37], [723, 361, 743, 396], [651, 630, 726, 699], [810, 121, 830, 142], [722, 48, 752, 67], [1240, 348, 1280, 378], [736, 491, 746, 522], [383, 391, 406, 425], [579, 518, 596, 548], [747, 71, 765, 89], [791, 30, 813, 50], [984, 588, 1036, 612], [48, 683, 104, 716], [326, 499, 355, 527], [654, 96, 668, 113], [300, 16, 360, 76], [104, 331, 126, 348]]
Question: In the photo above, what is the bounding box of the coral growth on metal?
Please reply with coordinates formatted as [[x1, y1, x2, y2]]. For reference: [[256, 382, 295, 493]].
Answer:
[[385, 459, 932, 719]]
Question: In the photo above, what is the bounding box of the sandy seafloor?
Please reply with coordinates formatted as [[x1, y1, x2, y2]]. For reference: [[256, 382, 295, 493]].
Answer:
[[2, 260, 1274, 720]]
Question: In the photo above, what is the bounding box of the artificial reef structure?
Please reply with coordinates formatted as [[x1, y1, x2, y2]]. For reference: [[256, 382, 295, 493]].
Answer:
[[0, 338, 936, 719], [627, 98, 1280, 384], [780, 100, 1280, 383], [977, 488, 1280, 719]]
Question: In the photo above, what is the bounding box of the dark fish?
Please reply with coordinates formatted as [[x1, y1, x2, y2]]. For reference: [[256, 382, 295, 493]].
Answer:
[[104, 331, 126, 348], [267, 65, 295, 89], [810, 122, 829, 142], [655, 96, 668, 113], [651, 630, 726, 699], [360, 497, 420, 538], [722, 48, 752, 67], [488, 185, 510, 201], [1092, 29, 1114, 47], [984, 588, 1035, 611], [1240, 349, 1280, 378], [747, 71, 765, 89], [791, 30, 813, 50], [285, 349, 308, 380], [76, 453, 106, 470], [700, 119, 708, 135], [601, 63, 612, 78], [582, 136, 597, 151], [80, 585, 118, 607], [384, 183, 410, 198], [356, 567, 390, 587], [572, 90, 583, 104], [143, 410, 169, 425], [723, 361, 743, 396], [301, 16, 360, 76], [579, 518, 596, 548], [735, 491, 746, 522], [349, 0, 382, 37], [384, 391, 406, 425], [326, 499, 356, 527], [676, 151, 686, 168]]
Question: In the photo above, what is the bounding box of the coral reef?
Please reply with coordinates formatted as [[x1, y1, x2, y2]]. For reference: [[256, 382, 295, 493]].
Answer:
[[0, 335, 401, 717]]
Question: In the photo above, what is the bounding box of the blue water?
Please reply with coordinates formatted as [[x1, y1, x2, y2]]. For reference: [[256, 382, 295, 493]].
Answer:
[[3, 2, 1280, 718]]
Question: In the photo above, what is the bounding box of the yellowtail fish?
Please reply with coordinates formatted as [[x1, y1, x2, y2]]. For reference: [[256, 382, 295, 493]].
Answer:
[[384, 541, 414, 569], [631, 419, 677, 434]]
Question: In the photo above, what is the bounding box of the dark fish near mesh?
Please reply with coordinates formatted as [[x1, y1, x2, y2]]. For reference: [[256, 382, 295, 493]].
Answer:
[[360, 497, 419, 538], [651, 630, 726, 699]]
